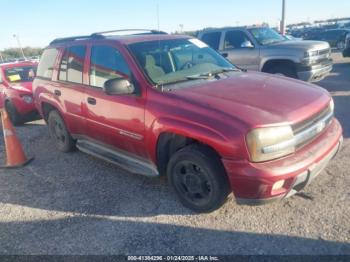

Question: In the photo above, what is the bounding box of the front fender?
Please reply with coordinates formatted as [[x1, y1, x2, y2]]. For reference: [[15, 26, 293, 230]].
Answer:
[[146, 116, 244, 163], [259, 56, 300, 71]]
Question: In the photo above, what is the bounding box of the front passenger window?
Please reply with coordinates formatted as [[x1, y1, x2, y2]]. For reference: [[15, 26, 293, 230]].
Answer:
[[89, 45, 131, 88]]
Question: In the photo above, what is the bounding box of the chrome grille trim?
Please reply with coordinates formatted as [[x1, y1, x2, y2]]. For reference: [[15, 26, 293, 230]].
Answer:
[[292, 105, 331, 134], [262, 111, 333, 154], [318, 48, 330, 56]]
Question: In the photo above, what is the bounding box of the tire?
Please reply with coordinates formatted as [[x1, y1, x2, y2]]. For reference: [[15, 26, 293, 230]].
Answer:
[[167, 144, 230, 213], [5, 101, 23, 126], [336, 40, 345, 50], [266, 65, 297, 79], [47, 110, 75, 152]]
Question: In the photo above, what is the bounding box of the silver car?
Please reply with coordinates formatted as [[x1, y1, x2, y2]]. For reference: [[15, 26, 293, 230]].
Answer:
[[198, 27, 333, 82]]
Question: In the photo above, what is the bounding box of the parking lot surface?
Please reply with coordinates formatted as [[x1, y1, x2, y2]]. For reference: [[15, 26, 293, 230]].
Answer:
[[0, 53, 349, 255]]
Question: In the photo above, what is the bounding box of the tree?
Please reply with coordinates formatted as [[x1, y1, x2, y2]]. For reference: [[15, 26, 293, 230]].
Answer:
[[0, 47, 43, 60]]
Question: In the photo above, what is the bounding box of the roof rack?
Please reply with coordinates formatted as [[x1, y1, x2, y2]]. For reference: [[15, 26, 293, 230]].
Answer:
[[49, 34, 104, 45], [50, 29, 167, 45], [91, 29, 167, 38]]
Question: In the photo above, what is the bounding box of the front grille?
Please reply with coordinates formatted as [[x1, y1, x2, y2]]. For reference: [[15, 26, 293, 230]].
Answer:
[[292, 105, 333, 149], [318, 48, 330, 56]]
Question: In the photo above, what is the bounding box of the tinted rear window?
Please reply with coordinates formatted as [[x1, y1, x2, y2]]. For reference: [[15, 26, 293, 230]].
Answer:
[[37, 48, 59, 79], [201, 32, 221, 50], [58, 45, 86, 84]]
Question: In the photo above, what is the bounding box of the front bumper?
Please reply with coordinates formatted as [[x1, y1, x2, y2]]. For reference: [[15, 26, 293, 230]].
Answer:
[[297, 59, 333, 82], [222, 118, 343, 205], [8, 93, 40, 122]]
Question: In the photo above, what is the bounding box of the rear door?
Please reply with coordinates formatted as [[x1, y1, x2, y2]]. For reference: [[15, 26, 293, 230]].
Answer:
[[221, 30, 260, 71], [200, 31, 222, 51], [83, 44, 147, 158], [55, 45, 87, 135]]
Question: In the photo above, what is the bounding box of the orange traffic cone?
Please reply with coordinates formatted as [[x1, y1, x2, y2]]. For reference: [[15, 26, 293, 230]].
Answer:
[[1, 109, 33, 168]]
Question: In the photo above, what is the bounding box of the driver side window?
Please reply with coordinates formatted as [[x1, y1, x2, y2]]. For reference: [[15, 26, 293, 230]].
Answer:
[[224, 30, 253, 49], [89, 45, 131, 89]]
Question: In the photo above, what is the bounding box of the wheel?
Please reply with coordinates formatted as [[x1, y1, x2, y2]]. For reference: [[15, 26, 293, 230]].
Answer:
[[47, 110, 75, 152], [5, 101, 23, 126], [266, 65, 297, 79], [167, 144, 230, 213]]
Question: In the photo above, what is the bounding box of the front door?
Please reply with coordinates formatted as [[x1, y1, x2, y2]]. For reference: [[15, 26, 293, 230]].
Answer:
[[221, 30, 260, 71], [84, 44, 147, 158]]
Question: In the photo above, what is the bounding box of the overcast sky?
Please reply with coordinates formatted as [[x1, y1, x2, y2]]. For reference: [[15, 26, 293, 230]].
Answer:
[[0, 0, 349, 49]]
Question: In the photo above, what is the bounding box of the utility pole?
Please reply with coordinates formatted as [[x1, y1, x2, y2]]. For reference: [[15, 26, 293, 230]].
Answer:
[[13, 34, 26, 59], [280, 0, 286, 35]]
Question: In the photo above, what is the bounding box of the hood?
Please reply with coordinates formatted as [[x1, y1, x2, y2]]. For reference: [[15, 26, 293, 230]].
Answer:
[[9, 82, 33, 93], [171, 72, 331, 128], [268, 40, 330, 51]]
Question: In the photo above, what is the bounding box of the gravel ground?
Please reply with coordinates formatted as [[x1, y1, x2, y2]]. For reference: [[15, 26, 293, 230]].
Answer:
[[0, 53, 349, 255]]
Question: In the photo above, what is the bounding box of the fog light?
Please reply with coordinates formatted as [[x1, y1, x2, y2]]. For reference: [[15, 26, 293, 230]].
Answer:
[[22, 95, 33, 104], [272, 180, 285, 191]]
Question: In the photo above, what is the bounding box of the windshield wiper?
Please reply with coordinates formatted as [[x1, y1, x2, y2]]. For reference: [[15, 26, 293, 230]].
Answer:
[[186, 67, 239, 80]]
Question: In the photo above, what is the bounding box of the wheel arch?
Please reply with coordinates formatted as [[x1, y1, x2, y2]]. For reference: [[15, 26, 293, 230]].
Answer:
[[261, 58, 297, 73]]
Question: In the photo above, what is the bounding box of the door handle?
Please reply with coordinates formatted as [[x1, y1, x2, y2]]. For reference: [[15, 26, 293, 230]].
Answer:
[[87, 97, 97, 105], [54, 90, 61, 96]]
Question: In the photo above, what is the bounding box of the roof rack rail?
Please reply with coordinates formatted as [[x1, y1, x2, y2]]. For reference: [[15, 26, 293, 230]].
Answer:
[[90, 29, 168, 38], [49, 29, 167, 45], [49, 34, 104, 45]]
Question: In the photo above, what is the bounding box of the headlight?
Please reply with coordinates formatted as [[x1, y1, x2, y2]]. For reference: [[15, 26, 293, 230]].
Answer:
[[22, 95, 33, 104], [246, 126, 294, 162]]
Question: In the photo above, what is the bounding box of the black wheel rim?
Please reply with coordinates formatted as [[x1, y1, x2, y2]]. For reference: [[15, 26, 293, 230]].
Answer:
[[50, 118, 66, 145], [172, 160, 213, 206]]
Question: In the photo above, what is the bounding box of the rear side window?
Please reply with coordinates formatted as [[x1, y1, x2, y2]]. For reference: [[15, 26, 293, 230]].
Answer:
[[59, 45, 86, 84], [89, 45, 131, 88], [201, 32, 221, 50], [37, 48, 59, 79]]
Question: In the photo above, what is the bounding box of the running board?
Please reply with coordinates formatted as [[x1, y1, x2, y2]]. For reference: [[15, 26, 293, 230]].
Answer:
[[76, 139, 159, 177]]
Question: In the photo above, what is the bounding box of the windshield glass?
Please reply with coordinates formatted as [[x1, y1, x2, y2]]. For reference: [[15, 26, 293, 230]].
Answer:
[[248, 28, 286, 45], [5, 66, 37, 83], [128, 38, 235, 85]]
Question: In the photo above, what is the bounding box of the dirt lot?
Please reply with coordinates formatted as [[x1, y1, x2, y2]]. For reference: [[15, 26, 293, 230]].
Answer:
[[0, 53, 349, 255]]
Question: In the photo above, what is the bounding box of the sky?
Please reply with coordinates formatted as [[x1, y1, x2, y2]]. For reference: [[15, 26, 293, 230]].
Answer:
[[0, 0, 349, 49]]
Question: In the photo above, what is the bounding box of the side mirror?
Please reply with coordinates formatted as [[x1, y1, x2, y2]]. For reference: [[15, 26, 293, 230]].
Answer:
[[241, 41, 254, 48], [103, 78, 135, 95], [221, 53, 229, 58]]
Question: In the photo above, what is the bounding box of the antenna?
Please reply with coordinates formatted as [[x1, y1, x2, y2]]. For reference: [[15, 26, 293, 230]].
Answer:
[[156, 2, 160, 31]]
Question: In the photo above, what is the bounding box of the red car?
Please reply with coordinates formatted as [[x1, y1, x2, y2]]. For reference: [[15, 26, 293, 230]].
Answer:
[[33, 30, 342, 212], [0, 61, 39, 125]]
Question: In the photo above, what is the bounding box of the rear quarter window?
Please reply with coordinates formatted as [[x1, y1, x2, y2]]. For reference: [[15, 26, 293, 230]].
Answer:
[[37, 48, 59, 79]]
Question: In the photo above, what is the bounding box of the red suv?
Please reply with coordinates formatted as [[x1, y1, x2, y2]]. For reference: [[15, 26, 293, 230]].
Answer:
[[0, 61, 39, 125], [33, 30, 343, 212]]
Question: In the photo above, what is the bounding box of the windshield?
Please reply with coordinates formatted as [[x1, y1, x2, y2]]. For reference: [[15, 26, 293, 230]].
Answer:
[[128, 38, 236, 85], [5, 66, 37, 83], [248, 28, 286, 45]]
